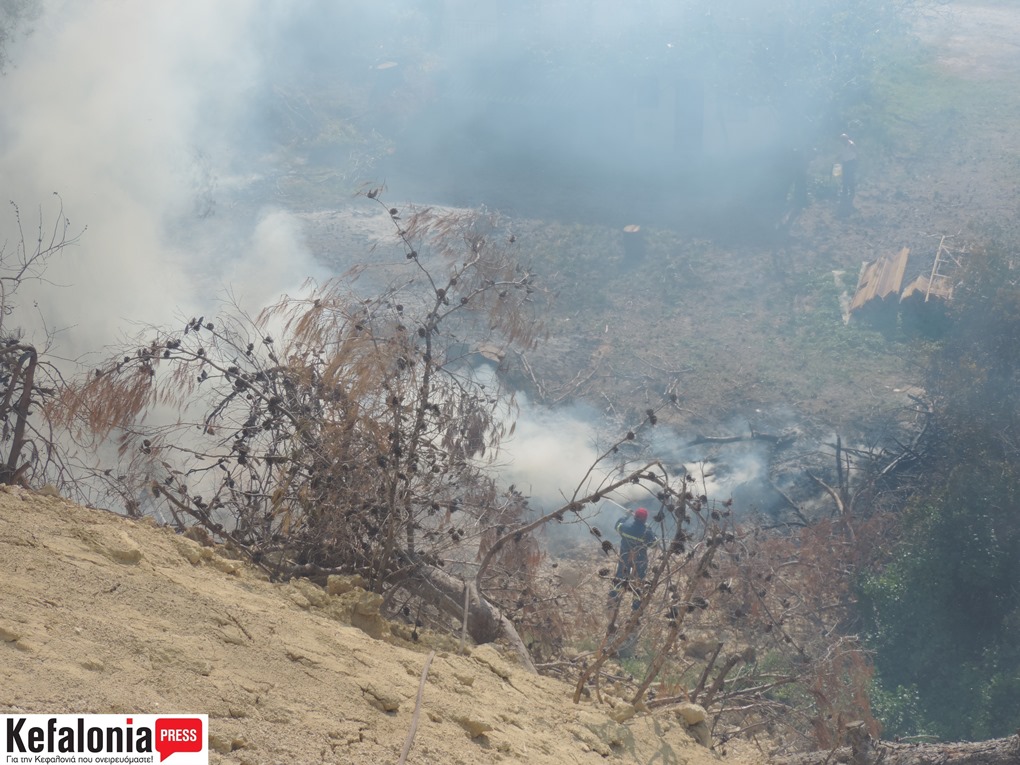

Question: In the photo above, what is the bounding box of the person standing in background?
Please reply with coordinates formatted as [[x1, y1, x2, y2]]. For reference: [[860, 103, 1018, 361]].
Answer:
[[838, 133, 858, 215], [608, 507, 657, 611]]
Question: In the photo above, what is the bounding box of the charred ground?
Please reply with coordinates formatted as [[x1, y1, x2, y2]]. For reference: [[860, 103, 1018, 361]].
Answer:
[[270, 3, 1020, 445]]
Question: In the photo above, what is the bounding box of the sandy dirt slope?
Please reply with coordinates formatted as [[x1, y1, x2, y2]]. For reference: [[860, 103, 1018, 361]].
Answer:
[[0, 486, 764, 765]]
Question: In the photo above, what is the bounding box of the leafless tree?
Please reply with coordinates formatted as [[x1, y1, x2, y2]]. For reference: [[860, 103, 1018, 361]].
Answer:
[[0, 195, 81, 487]]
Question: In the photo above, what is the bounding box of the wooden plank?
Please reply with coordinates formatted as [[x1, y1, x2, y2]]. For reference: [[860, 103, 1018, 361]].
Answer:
[[849, 247, 909, 313]]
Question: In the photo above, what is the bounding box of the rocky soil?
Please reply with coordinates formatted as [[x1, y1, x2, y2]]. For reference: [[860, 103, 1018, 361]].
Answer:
[[0, 486, 765, 765]]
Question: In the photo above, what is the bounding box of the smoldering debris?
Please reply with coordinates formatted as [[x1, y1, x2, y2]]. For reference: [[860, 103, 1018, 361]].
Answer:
[[491, 389, 792, 545]]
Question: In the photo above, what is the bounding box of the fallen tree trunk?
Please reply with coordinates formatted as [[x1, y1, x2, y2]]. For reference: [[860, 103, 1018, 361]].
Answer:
[[411, 561, 538, 674], [687, 430, 795, 447], [253, 555, 538, 673], [776, 725, 1020, 765], [173, 501, 536, 670]]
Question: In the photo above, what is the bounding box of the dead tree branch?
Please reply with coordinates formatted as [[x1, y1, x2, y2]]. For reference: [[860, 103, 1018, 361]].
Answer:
[[397, 650, 435, 765], [775, 729, 1020, 765]]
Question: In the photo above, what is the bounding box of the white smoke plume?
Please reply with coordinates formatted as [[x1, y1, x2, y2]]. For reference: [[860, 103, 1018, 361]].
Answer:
[[0, 0, 791, 523], [492, 384, 778, 534], [0, 0, 322, 357]]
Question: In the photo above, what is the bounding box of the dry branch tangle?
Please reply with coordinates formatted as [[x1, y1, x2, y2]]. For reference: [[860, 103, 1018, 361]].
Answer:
[[775, 727, 1020, 765]]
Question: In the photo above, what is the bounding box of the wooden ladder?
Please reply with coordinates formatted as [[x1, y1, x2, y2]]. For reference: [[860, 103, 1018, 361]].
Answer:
[[926, 235, 963, 301]]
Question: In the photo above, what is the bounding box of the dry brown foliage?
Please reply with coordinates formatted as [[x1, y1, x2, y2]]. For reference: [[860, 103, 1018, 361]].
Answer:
[[705, 519, 884, 749], [59, 198, 550, 631], [517, 497, 893, 752], [55, 193, 751, 674]]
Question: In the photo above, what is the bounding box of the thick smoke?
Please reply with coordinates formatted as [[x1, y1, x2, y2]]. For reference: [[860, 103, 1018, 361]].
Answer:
[[491, 394, 622, 508], [493, 385, 780, 538], [0, 0, 815, 519], [0, 0, 847, 354], [0, 0, 323, 355]]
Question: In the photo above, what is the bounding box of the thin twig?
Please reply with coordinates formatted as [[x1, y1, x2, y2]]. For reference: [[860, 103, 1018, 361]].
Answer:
[[460, 583, 470, 654], [701, 655, 742, 709], [691, 642, 723, 702], [397, 650, 436, 765]]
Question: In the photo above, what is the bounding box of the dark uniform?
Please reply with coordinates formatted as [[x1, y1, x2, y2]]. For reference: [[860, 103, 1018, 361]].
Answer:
[[608, 510, 657, 611]]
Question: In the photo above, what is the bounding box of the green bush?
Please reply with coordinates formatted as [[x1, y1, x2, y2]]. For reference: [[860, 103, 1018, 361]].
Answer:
[[859, 246, 1020, 740], [859, 426, 1020, 740]]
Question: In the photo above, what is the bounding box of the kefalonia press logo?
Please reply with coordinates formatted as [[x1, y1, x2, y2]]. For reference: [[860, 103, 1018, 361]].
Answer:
[[1, 715, 208, 764]]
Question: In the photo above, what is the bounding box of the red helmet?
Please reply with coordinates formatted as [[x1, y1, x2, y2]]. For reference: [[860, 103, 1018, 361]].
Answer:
[[634, 507, 648, 521]]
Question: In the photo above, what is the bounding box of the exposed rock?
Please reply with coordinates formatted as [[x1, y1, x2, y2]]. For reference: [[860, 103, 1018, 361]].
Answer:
[[349, 591, 388, 639], [360, 683, 401, 713], [454, 714, 494, 738], [688, 720, 713, 748], [81, 527, 143, 565], [288, 578, 330, 608], [676, 702, 708, 725], [608, 702, 637, 723], [452, 671, 475, 687], [206, 555, 241, 576], [0, 624, 21, 643], [471, 644, 513, 680], [208, 733, 247, 754], [174, 536, 208, 565], [326, 574, 367, 595]]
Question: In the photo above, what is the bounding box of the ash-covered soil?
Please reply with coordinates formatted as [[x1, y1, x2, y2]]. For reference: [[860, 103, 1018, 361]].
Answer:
[[289, 2, 1020, 441]]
